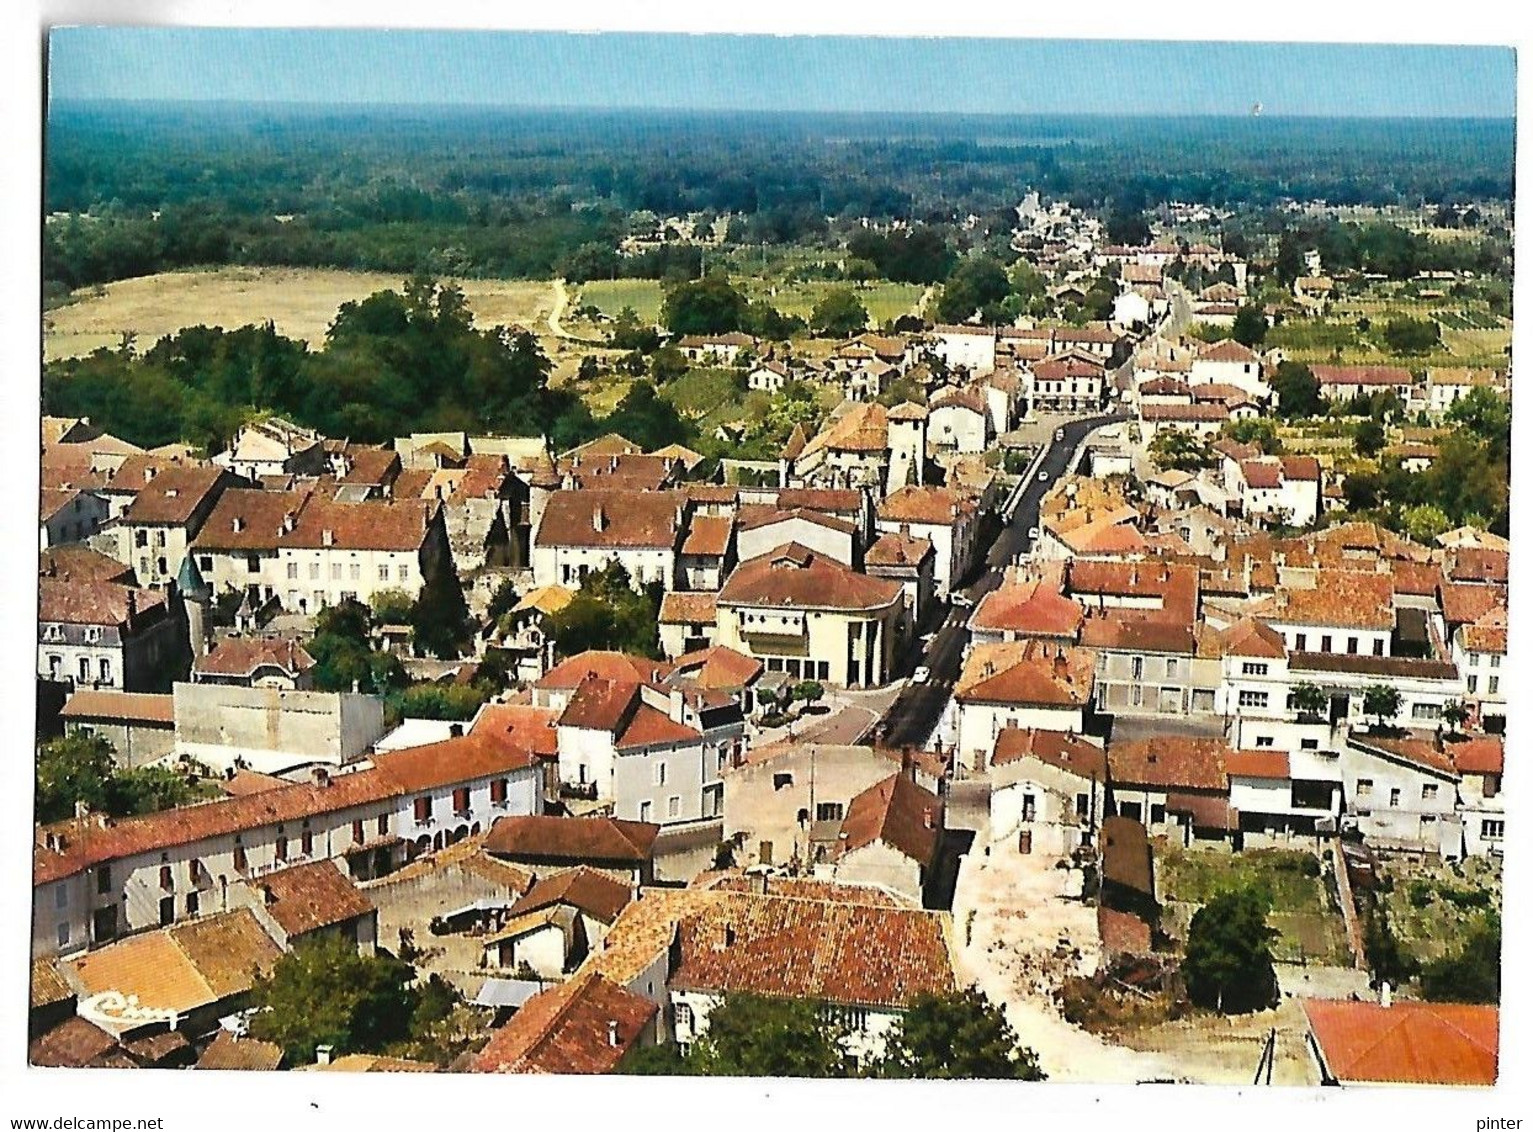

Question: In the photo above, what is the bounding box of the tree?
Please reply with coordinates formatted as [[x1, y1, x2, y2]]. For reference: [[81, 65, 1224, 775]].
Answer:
[[1419, 914, 1500, 1003], [1381, 316, 1441, 355], [809, 288, 869, 338], [309, 599, 406, 694], [661, 276, 749, 335], [546, 561, 661, 659], [1222, 417, 1283, 454], [1362, 683, 1403, 729], [1271, 361, 1324, 420], [649, 345, 689, 383], [389, 682, 488, 722], [792, 680, 825, 708], [1106, 209, 1152, 247], [35, 733, 117, 824], [1181, 885, 1278, 1014], [1441, 700, 1469, 733], [370, 587, 415, 625], [675, 993, 850, 1077], [935, 255, 1011, 323], [410, 566, 472, 660], [875, 988, 1046, 1080], [1290, 682, 1328, 719], [1231, 304, 1269, 348], [1403, 503, 1451, 544], [485, 577, 520, 626], [1354, 418, 1386, 458], [1148, 428, 1216, 472], [248, 935, 420, 1065]]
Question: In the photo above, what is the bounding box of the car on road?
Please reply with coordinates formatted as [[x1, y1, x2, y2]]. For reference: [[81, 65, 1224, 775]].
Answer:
[[912, 666, 931, 684], [1028, 526, 1040, 540], [950, 592, 974, 608], [1037, 470, 1049, 482], [1054, 428, 1065, 441]]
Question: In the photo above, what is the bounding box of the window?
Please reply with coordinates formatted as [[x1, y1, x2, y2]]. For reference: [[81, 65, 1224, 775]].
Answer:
[[675, 1003, 694, 1029], [78, 658, 90, 684], [1422, 784, 1438, 801], [159, 865, 173, 891], [773, 772, 793, 791], [233, 845, 248, 872], [453, 787, 471, 814], [1389, 787, 1401, 808], [490, 778, 508, 804], [186, 891, 199, 916], [1255, 736, 1274, 748], [1468, 674, 1479, 693], [301, 829, 314, 856], [1076, 793, 1090, 818], [350, 563, 361, 581], [414, 796, 433, 824], [1301, 739, 1319, 750], [1347, 637, 1359, 655], [654, 762, 667, 787], [56, 922, 70, 948], [1412, 703, 1442, 721], [1488, 676, 1500, 696], [668, 796, 681, 818], [135, 529, 148, 547], [1295, 633, 1307, 651], [1489, 652, 1501, 669], [310, 562, 320, 580], [378, 813, 390, 836], [1373, 639, 1385, 657], [199, 555, 214, 572], [1321, 635, 1333, 652], [287, 562, 299, 579], [246, 553, 261, 574], [331, 563, 343, 580], [1238, 690, 1269, 709], [159, 896, 175, 927], [1241, 662, 1269, 676], [275, 836, 288, 862], [1131, 657, 1144, 680], [98, 659, 111, 685], [378, 564, 391, 582], [1356, 779, 1373, 797], [398, 564, 409, 582], [1022, 794, 1037, 822], [1482, 819, 1505, 840], [639, 801, 653, 822]]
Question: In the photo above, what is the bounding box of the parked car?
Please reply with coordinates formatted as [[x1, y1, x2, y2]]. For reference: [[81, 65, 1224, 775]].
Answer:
[[1038, 470, 1050, 481], [1054, 428, 1065, 441], [912, 666, 932, 684], [1028, 526, 1040, 540]]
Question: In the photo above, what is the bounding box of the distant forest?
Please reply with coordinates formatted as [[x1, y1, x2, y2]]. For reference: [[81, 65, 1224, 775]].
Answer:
[[43, 103, 1516, 293]]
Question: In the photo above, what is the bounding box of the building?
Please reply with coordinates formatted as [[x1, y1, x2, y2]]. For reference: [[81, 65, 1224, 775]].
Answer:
[[988, 729, 1107, 855], [532, 489, 686, 591], [472, 973, 658, 1073], [213, 417, 328, 480], [1302, 999, 1498, 1087], [172, 682, 388, 775], [875, 486, 979, 598], [38, 575, 183, 693], [952, 641, 1097, 772], [814, 772, 945, 906], [59, 690, 176, 770], [482, 816, 660, 887], [114, 466, 238, 589], [1030, 352, 1107, 414], [40, 487, 110, 550], [1311, 365, 1416, 404], [191, 636, 316, 690], [926, 386, 993, 453], [713, 544, 904, 688]]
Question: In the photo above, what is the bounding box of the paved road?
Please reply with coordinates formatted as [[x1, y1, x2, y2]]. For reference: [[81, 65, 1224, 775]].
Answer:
[[878, 410, 1130, 750]]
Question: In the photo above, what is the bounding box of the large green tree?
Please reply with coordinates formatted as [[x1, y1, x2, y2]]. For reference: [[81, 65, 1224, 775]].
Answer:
[[248, 935, 420, 1064], [810, 288, 870, 338], [875, 988, 1046, 1080], [546, 562, 662, 659], [1362, 683, 1403, 729], [1231, 304, 1269, 348], [1149, 428, 1216, 472], [1271, 361, 1323, 419], [35, 733, 214, 824], [682, 993, 850, 1077], [1181, 885, 1279, 1014], [1419, 914, 1500, 1004], [661, 276, 750, 335]]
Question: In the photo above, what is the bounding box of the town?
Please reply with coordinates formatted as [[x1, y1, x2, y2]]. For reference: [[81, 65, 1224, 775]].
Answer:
[[31, 45, 1510, 1089]]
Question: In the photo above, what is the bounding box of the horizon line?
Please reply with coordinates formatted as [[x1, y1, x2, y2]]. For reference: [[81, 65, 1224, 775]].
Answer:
[[45, 97, 1518, 122]]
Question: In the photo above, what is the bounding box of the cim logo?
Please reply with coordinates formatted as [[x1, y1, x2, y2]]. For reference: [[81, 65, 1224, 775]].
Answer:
[[79, 991, 181, 1030]]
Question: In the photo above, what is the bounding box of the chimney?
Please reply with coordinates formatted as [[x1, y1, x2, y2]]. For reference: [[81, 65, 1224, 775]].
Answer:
[[592, 506, 606, 532], [322, 528, 334, 547], [1380, 981, 1393, 1009], [449, 723, 464, 738], [607, 1020, 620, 1047], [315, 767, 331, 788], [315, 1044, 333, 1066], [923, 807, 935, 830], [126, 590, 138, 620]]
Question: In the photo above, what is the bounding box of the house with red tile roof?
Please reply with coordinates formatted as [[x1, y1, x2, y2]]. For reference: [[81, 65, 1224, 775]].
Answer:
[[954, 640, 1096, 772], [1106, 735, 1235, 842], [191, 635, 315, 690], [1188, 338, 1269, 403], [926, 384, 994, 454], [531, 489, 687, 592], [59, 689, 176, 770], [814, 772, 944, 906], [38, 571, 182, 695], [714, 543, 904, 688], [231, 858, 378, 954], [1311, 364, 1416, 403], [484, 816, 660, 886], [875, 485, 979, 598], [968, 568, 1084, 646], [472, 973, 658, 1074], [115, 465, 241, 589], [1303, 999, 1498, 1087], [989, 728, 1108, 856]]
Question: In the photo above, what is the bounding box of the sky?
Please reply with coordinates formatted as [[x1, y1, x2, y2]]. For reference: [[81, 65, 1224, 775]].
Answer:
[[47, 29, 1516, 118]]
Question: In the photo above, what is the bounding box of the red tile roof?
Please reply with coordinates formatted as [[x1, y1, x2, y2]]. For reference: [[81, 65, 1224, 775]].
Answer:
[[1224, 749, 1291, 780], [195, 1031, 285, 1071], [253, 859, 375, 937], [1302, 999, 1498, 1086], [1108, 736, 1230, 792], [839, 773, 943, 866], [1449, 736, 1503, 776], [39, 545, 134, 585], [538, 651, 670, 691], [1439, 582, 1505, 627], [992, 728, 1107, 778], [473, 974, 656, 1074], [669, 646, 762, 691], [121, 466, 231, 526], [1220, 617, 1288, 659], [719, 543, 901, 612], [510, 866, 634, 924], [866, 531, 933, 568], [1311, 364, 1415, 387], [955, 640, 1095, 707], [616, 702, 702, 750], [877, 485, 977, 526], [1195, 339, 1259, 364], [483, 816, 660, 866], [59, 689, 175, 725], [536, 489, 685, 549], [194, 636, 315, 679], [38, 578, 166, 627], [970, 577, 1084, 638], [658, 592, 718, 625]]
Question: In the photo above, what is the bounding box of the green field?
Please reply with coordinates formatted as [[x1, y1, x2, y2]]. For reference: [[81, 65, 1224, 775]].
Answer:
[[1156, 843, 1351, 967], [1267, 295, 1510, 370], [1377, 854, 1501, 966], [576, 279, 667, 323], [737, 279, 927, 327]]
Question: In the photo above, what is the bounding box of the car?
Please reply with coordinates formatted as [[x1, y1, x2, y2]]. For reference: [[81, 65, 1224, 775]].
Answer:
[[950, 592, 973, 608], [1037, 470, 1049, 481], [912, 666, 932, 684], [1028, 526, 1040, 540], [1054, 428, 1065, 441]]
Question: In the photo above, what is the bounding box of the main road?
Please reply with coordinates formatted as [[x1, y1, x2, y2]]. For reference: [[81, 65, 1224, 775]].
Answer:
[[878, 409, 1130, 750]]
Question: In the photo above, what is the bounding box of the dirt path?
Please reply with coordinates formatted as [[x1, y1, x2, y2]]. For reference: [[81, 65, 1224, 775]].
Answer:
[[547, 277, 572, 338], [952, 848, 1182, 1083]]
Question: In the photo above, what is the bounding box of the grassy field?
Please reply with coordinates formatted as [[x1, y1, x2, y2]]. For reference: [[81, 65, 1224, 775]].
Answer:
[[1156, 843, 1351, 967], [1266, 292, 1512, 370], [575, 279, 667, 324], [43, 267, 559, 362], [739, 279, 927, 326], [1377, 853, 1501, 966]]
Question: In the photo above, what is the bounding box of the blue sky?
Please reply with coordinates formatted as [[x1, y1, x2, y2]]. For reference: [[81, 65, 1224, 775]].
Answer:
[[48, 29, 1516, 117]]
